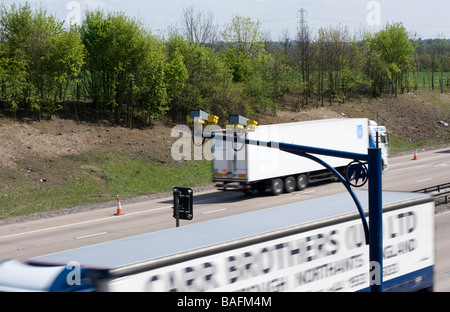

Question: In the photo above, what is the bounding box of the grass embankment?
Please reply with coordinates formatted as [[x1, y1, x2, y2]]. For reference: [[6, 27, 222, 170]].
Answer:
[[388, 91, 450, 154], [0, 151, 211, 220], [388, 135, 443, 155]]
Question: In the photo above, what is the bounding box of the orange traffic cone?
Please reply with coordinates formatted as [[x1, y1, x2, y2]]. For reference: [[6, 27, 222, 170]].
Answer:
[[114, 195, 124, 216], [413, 148, 418, 160]]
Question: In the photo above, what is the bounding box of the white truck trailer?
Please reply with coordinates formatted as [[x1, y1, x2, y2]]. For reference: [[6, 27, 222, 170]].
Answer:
[[212, 118, 389, 195], [0, 190, 434, 292]]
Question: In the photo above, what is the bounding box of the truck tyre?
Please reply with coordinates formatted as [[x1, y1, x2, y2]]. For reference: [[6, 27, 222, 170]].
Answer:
[[271, 178, 284, 196], [284, 176, 296, 193], [296, 174, 308, 191]]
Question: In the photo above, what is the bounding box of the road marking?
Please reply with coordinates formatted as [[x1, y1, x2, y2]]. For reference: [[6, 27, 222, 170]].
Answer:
[[75, 232, 109, 240], [124, 206, 171, 216], [388, 153, 450, 172], [295, 190, 316, 196], [416, 178, 433, 183], [0, 206, 172, 240], [202, 208, 228, 215]]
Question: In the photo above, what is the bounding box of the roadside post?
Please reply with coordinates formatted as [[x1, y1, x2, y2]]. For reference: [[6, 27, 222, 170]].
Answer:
[[173, 187, 194, 228], [368, 147, 383, 292]]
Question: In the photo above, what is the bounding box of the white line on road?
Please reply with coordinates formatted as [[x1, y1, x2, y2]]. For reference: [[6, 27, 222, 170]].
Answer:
[[416, 178, 433, 183], [0, 206, 172, 240], [201, 208, 228, 215], [75, 232, 109, 240], [295, 190, 316, 196], [124, 206, 171, 216]]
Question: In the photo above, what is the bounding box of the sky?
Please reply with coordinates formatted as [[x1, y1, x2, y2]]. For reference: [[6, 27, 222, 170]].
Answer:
[[6, 0, 450, 39]]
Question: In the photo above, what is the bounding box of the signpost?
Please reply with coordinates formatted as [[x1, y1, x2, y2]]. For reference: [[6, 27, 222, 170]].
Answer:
[[173, 187, 194, 228]]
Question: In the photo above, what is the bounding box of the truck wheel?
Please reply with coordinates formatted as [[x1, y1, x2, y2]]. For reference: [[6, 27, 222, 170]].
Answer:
[[271, 178, 284, 196], [284, 176, 296, 193], [296, 174, 308, 191]]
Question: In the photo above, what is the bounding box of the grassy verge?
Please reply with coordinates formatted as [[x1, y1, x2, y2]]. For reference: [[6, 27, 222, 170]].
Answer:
[[388, 134, 444, 155], [0, 151, 212, 220]]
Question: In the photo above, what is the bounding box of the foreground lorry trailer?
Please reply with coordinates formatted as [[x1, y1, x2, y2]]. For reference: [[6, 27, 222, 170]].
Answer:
[[0, 190, 434, 292], [212, 118, 389, 195]]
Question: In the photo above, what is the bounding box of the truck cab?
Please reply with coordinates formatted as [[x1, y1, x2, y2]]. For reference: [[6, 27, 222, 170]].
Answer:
[[0, 260, 96, 292], [369, 120, 389, 170]]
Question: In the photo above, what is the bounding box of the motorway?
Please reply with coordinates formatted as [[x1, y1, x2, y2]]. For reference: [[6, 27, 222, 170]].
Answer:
[[0, 147, 449, 291]]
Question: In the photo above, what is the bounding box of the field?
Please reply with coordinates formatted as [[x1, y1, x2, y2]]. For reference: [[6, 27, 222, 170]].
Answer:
[[411, 72, 450, 91], [0, 89, 449, 222]]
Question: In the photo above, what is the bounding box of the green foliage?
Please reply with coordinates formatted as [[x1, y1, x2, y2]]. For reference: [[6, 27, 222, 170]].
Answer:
[[221, 14, 264, 83], [80, 10, 169, 126], [221, 14, 264, 58], [1, 3, 449, 124], [0, 3, 85, 118], [165, 33, 235, 122], [365, 23, 415, 96]]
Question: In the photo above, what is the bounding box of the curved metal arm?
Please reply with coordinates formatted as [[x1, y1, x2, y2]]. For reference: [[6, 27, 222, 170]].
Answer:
[[297, 152, 370, 245]]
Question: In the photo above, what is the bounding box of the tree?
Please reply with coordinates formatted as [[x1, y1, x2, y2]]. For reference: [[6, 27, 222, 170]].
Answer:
[[79, 9, 111, 120], [221, 14, 264, 82], [0, 3, 32, 113], [341, 39, 370, 99], [270, 36, 298, 110], [164, 34, 189, 121], [0, 3, 84, 119], [45, 26, 85, 116], [165, 34, 236, 122], [364, 33, 388, 97], [245, 52, 277, 114], [369, 23, 415, 96], [316, 25, 349, 105], [219, 14, 276, 114], [139, 52, 168, 125], [80, 10, 168, 126], [181, 5, 218, 45], [430, 55, 442, 91], [294, 17, 314, 108], [25, 6, 64, 118]]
